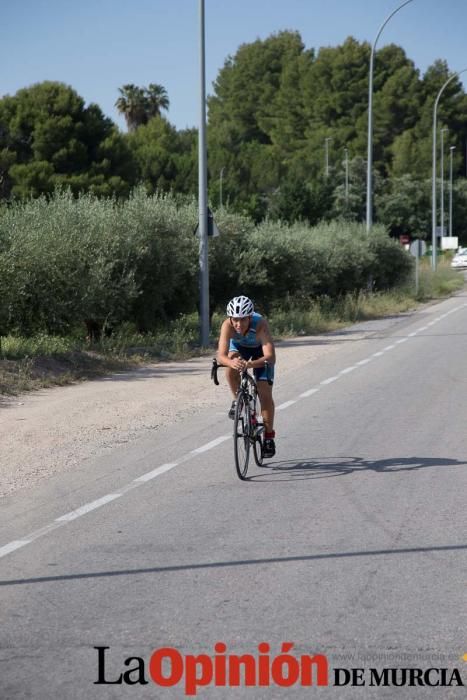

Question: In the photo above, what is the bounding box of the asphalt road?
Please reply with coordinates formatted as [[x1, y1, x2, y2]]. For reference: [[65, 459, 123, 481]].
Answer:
[[1, 293, 466, 699]]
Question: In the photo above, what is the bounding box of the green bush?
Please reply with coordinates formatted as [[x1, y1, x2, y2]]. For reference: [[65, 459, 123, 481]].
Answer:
[[368, 230, 413, 289], [118, 187, 198, 329], [0, 191, 139, 334], [0, 189, 414, 337]]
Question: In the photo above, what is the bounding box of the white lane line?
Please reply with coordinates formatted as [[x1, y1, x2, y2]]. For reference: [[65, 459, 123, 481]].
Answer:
[[395, 338, 408, 344], [25, 521, 64, 543], [356, 358, 372, 366], [277, 400, 297, 411], [55, 494, 122, 522], [0, 540, 31, 558], [408, 331, 418, 337], [191, 435, 230, 454], [117, 481, 146, 495], [383, 344, 396, 351], [299, 388, 319, 398], [133, 462, 179, 483], [320, 376, 338, 385], [339, 366, 357, 375], [372, 351, 384, 357]]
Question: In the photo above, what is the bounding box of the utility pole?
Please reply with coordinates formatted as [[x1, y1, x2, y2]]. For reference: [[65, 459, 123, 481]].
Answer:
[[198, 0, 209, 346], [366, 0, 414, 232], [440, 127, 448, 238], [449, 145, 456, 237]]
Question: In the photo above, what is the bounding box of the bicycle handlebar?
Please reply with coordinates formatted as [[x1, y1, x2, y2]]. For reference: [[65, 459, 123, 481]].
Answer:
[[211, 357, 273, 386], [211, 358, 221, 385]]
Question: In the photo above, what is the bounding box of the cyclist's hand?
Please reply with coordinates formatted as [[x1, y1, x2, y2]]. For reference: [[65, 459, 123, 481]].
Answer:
[[231, 357, 247, 372]]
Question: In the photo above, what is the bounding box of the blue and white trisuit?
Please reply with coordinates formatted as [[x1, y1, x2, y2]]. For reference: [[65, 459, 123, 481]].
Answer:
[[228, 312, 274, 383]]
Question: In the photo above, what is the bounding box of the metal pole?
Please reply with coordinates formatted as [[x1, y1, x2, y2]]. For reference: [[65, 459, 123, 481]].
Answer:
[[431, 69, 467, 270], [366, 0, 414, 233], [198, 0, 209, 346], [440, 127, 448, 238], [449, 145, 455, 237], [415, 252, 419, 296]]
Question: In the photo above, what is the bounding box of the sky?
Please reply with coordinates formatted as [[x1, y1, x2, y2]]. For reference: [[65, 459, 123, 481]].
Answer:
[[2, 0, 467, 132]]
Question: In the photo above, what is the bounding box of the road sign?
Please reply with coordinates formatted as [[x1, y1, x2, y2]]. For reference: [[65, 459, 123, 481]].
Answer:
[[409, 239, 426, 257], [207, 208, 220, 237], [194, 208, 220, 238]]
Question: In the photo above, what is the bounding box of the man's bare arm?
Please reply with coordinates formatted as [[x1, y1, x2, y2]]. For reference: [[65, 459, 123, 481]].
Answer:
[[217, 320, 236, 366]]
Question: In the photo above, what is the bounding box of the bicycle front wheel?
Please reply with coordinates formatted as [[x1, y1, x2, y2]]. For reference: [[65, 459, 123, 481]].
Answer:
[[233, 393, 250, 479], [253, 424, 264, 466]]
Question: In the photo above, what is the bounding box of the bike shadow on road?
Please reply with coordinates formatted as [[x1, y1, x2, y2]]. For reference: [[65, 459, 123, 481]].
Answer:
[[247, 455, 466, 482]]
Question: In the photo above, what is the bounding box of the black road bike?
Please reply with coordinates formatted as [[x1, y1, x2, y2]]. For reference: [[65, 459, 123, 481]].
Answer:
[[211, 358, 272, 480]]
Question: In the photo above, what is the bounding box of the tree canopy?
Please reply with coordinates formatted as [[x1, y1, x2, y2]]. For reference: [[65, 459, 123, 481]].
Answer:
[[206, 32, 467, 229], [0, 81, 136, 199], [115, 83, 169, 132], [2, 34, 467, 242]]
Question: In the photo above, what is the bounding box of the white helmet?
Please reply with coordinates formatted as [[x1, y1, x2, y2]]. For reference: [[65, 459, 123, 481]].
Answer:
[[226, 295, 254, 318]]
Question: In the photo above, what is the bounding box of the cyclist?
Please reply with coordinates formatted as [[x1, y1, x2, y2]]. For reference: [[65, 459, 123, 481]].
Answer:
[[217, 295, 276, 458]]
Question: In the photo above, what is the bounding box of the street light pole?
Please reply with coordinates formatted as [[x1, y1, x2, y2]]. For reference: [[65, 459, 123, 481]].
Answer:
[[449, 145, 456, 237], [324, 137, 332, 178], [431, 69, 467, 270], [366, 0, 414, 232], [198, 0, 209, 346], [440, 127, 448, 238]]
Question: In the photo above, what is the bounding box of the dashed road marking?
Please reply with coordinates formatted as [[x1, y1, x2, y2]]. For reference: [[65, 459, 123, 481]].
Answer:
[[191, 435, 231, 454], [55, 494, 122, 522], [320, 376, 338, 385], [277, 400, 297, 411], [299, 388, 320, 398]]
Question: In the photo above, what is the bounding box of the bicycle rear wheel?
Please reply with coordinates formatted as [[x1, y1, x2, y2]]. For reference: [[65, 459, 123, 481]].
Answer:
[[233, 393, 250, 479], [253, 424, 264, 466]]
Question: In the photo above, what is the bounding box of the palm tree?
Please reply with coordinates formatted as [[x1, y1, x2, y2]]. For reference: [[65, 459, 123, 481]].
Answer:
[[145, 83, 170, 119], [115, 84, 147, 132], [116, 83, 170, 132]]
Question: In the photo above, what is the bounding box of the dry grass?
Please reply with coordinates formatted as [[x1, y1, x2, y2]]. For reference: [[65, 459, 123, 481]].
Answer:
[[0, 351, 131, 395]]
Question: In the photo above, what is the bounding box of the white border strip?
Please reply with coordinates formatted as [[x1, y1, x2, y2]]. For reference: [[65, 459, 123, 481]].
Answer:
[[134, 462, 179, 483], [277, 400, 297, 411], [191, 435, 230, 454], [55, 494, 122, 522], [0, 540, 31, 557]]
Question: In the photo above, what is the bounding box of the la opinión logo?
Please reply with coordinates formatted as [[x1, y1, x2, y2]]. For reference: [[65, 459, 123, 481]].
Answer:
[[94, 643, 329, 694], [94, 644, 466, 694]]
